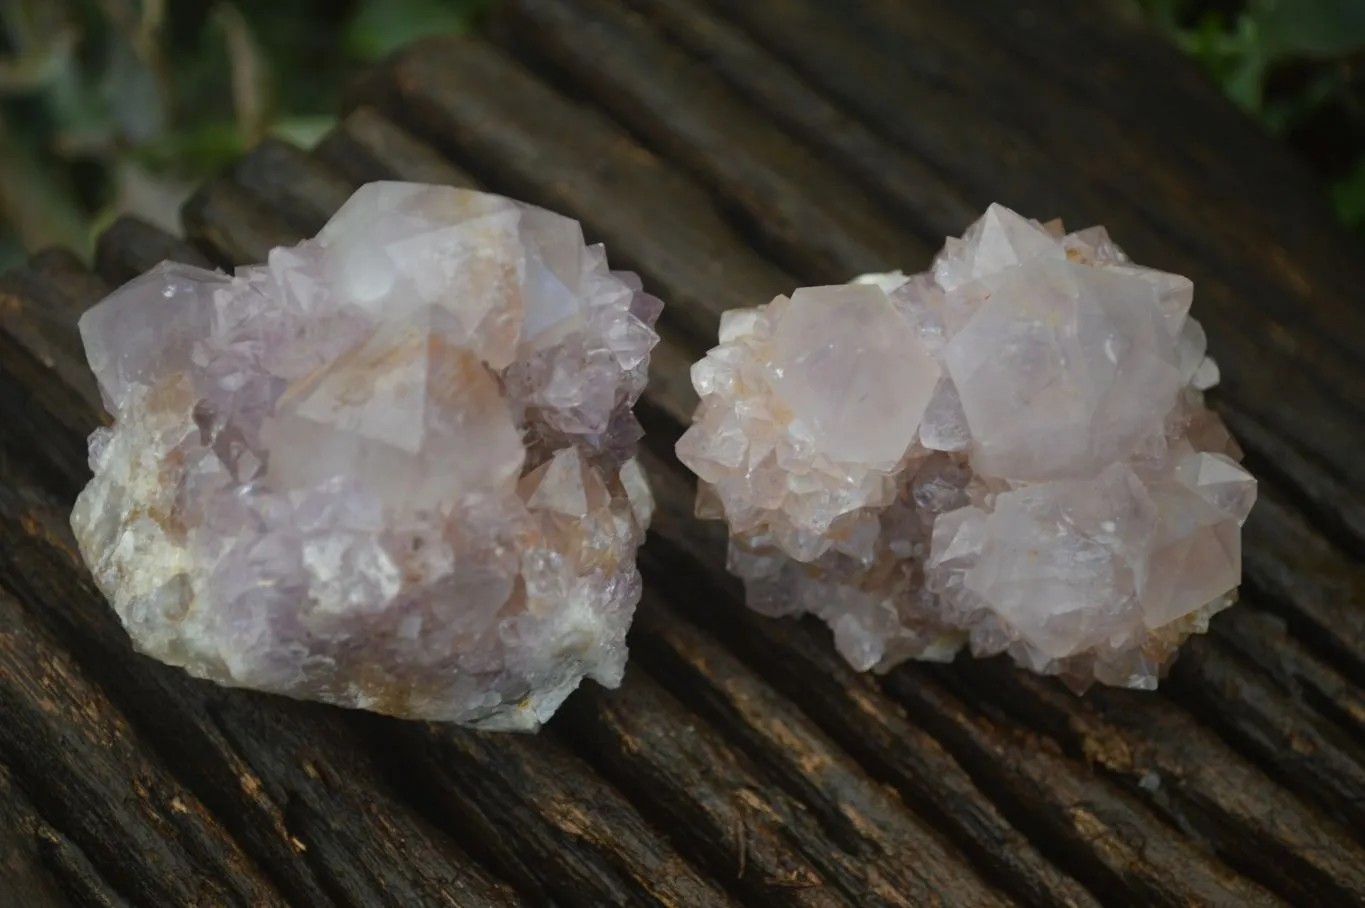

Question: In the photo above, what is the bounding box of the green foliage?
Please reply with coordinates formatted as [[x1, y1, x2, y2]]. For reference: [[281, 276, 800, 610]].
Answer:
[[0, 0, 487, 258], [1137, 0, 1365, 236], [345, 0, 492, 62]]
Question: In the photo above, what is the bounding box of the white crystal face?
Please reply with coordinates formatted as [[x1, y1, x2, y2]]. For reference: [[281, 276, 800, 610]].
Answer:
[[770, 284, 940, 465], [944, 259, 1179, 480], [72, 182, 660, 729], [682, 203, 1253, 691]]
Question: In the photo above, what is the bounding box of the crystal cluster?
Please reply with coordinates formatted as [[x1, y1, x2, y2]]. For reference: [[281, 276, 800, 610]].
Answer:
[[677, 204, 1254, 690], [73, 182, 660, 729]]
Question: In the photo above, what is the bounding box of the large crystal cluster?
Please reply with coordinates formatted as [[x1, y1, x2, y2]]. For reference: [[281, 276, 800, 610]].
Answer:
[[678, 204, 1254, 690], [73, 182, 660, 729]]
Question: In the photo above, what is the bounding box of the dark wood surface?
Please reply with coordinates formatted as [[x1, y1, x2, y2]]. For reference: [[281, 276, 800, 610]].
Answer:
[[3, 2, 1365, 905]]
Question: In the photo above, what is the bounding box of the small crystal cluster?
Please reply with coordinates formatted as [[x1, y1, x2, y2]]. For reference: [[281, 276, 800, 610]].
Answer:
[[678, 204, 1254, 690], [73, 182, 660, 729]]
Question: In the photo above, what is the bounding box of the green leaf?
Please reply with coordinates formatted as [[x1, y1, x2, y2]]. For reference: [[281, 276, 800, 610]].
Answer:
[[344, 0, 487, 62], [269, 115, 337, 150], [132, 120, 247, 179]]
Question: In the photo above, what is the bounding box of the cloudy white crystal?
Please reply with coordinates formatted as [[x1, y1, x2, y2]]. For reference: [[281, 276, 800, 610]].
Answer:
[[72, 182, 660, 729], [678, 202, 1254, 690]]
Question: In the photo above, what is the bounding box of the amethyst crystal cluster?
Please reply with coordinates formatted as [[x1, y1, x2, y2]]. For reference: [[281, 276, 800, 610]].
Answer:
[[678, 204, 1254, 690], [73, 183, 659, 729]]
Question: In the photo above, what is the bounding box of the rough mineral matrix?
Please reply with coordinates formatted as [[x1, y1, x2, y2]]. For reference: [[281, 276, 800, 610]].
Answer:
[[678, 204, 1255, 690], [73, 183, 660, 729]]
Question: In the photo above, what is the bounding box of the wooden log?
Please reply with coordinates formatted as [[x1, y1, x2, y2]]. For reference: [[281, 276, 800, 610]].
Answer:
[[394, 723, 744, 907], [628, 599, 1018, 908], [314, 106, 482, 189], [491, 0, 933, 282], [0, 266, 102, 415], [93, 216, 214, 286], [881, 670, 1285, 908], [231, 138, 356, 238], [950, 656, 1365, 906], [0, 584, 286, 907], [560, 671, 858, 908], [619, 0, 977, 241], [0, 762, 132, 908], [182, 176, 302, 269]]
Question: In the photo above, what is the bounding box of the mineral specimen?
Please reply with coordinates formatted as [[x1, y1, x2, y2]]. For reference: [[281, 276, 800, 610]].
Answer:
[[72, 182, 660, 729], [677, 204, 1254, 690]]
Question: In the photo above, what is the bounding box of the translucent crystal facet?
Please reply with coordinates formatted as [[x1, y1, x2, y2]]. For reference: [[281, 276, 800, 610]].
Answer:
[[72, 182, 660, 729], [679, 202, 1254, 690]]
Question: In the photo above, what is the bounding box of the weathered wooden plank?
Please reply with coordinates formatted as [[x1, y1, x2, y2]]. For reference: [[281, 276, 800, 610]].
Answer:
[[0, 337, 96, 495], [395, 722, 745, 907], [25, 249, 110, 320], [950, 656, 1365, 907], [711, 0, 1365, 356], [1169, 635, 1365, 838], [182, 175, 302, 269], [1211, 608, 1365, 744], [94, 216, 215, 286], [493, 0, 932, 283], [1238, 483, 1365, 684], [621, 0, 976, 241], [0, 266, 102, 415], [0, 764, 98, 908], [0, 586, 285, 907], [231, 138, 357, 237], [560, 671, 857, 908], [881, 670, 1286, 908], [1216, 404, 1365, 569], [630, 599, 1017, 908], [314, 106, 482, 189]]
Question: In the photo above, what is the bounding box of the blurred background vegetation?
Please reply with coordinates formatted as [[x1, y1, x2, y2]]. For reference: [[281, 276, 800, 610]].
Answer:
[[0, 0, 1362, 274]]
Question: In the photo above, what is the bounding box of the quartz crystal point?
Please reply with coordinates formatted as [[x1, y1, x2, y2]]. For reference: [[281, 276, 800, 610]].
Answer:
[[72, 182, 660, 729], [678, 203, 1254, 690]]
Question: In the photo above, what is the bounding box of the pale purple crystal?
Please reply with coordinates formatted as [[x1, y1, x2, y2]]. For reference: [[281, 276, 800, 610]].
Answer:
[[72, 182, 659, 729], [678, 203, 1254, 690]]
